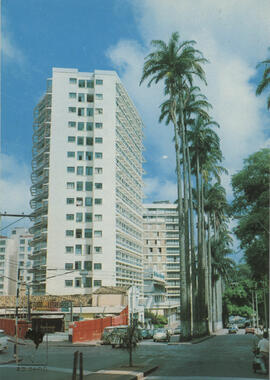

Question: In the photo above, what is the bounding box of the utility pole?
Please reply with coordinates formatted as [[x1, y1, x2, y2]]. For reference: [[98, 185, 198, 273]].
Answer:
[[255, 288, 259, 330], [14, 268, 21, 363]]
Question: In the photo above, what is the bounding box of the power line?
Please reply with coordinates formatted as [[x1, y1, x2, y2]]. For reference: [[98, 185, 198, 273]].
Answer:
[[0, 217, 27, 232]]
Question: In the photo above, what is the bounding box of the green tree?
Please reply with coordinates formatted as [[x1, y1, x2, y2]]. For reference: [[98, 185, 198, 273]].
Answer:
[[256, 48, 270, 110], [231, 149, 270, 280], [140, 32, 207, 340]]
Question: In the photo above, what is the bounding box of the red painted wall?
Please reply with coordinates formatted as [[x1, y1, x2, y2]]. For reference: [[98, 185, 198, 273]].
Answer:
[[71, 306, 128, 343], [0, 319, 31, 338]]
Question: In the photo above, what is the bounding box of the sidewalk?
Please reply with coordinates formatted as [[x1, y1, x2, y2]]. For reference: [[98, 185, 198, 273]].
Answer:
[[84, 365, 158, 379]]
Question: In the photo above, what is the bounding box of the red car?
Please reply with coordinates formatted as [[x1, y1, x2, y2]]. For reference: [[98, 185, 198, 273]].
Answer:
[[245, 326, 255, 334]]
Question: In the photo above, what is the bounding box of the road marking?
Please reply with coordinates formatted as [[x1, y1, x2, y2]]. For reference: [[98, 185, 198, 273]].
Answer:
[[0, 364, 93, 375]]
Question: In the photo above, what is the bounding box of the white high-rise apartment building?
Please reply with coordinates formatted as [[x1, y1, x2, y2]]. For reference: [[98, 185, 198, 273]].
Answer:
[[0, 227, 33, 295], [30, 68, 144, 295], [143, 202, 180, 303]]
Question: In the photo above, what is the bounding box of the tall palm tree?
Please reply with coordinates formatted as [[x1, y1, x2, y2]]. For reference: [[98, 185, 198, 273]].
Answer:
[[140, 32, 208, 340], [256, 48, 270, 110], [187, 115, 224, 335]]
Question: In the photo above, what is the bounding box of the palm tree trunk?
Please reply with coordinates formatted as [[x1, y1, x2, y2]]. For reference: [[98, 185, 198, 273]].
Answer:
[[196, 154, 205, 336], [171, 105, 189, 340], [207, 212, 213, 333], [201, 177, 209, 335], [185, 125, 197, 336], [179, 118, 191, 337]]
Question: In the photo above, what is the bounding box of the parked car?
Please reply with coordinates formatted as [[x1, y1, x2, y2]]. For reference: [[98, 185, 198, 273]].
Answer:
[[153, 328, 170, 342], [109, 325, 140, 348], [101, 326, 115, 345], [141, 329, 152, 339], [245, 326, 255, 334], [0, 330, 8, 353], [228, 325, 238, 334], [173, 325, 182, 335]]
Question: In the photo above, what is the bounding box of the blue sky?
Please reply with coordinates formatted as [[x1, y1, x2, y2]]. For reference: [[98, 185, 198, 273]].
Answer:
[[1, 0, 270, 258]]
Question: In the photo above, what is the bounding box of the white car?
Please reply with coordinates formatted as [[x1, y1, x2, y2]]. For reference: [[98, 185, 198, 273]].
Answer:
[[0, 330, 8, 352], [153, 328, 170, 342]]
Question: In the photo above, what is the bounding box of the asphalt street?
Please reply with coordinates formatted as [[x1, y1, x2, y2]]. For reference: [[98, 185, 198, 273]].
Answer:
[[0, 330, 268, 379]]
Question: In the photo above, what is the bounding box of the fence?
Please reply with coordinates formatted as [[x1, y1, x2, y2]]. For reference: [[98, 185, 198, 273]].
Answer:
[[0, 318, 31, 338], [71, 306, 128, 343]]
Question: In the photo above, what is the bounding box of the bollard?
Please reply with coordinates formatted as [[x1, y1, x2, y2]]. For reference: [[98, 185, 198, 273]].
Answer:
[[79, 352, 83, 380], [72, 351, 79, 380]]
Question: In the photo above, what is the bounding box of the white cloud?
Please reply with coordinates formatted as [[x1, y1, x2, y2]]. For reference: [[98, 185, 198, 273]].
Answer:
[[108, 0, 270, 204], [1, 14, 25, 64], [0, 154, 31, 234], [144, 177, 177, 202]]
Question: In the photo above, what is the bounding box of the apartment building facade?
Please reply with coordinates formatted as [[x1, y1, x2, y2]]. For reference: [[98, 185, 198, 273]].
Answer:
[[0, 227, 33, 295], [30, 68, 144, 295], [143, 202, 180, 304]]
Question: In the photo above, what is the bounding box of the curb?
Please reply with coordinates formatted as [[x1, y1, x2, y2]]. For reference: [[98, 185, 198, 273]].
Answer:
[[0, 359, 17, 365], [168, 334, 216, 345], [89, 365, 159, 380]]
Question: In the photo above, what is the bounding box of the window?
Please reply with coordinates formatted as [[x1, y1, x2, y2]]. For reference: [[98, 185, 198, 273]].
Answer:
[[87, 80, 94, 88], [95, 152, 103, 159], [95, 108, 103, 115], [94, 246, 102, 253], [85, 245, 91, 255], [85, 197, 92, 206], [69, 78, 77, 84], [65, 280, 73, 287], [68, 121, 76, 128], [78, 80, 85, 88], [67, 151, 75, 158], [76, 229, 82, 238], [94, 230, 102, 237], [77, 166, 84, 175], [75, 278, 81, 287], [67, 166, 75, 173], [94, 263, 102, 270], [78, 93, 85, 102], [94, 198, 102, 205], [86, 152, 93, 161], [84, 261, 92, 270], [77, 137, 84, 145], [75, 245, 82, 254], [65, 263, 73, 270], [94, 280, 102, 287], [86, 122, 93, 131], [84, 277, 92, 288], [20, 239, 25, 244], [75, 261, 81, 270], [85, 167, 93, 175], [85, 213, 92, 222], [69, 92, 76, 99], [76, 181, 83, 191], [67, 182, 75, 189], [66, 214, 74, 221], [78, 122, 84, 131], [69, 107, 76, 113], [94, 214, 102, 221], [66, 198, 74, 205], [66, 230, 74, 237], [87, 94, 94, 102], [76, 197, 83, 206], [95, 167, 103, 174], [95, 122, 103, 129], [78, 108, 84, 116], [77, 151, 84, 160], [85, 182, 93, 191], [95, 137, 103, 144], [86, 108, 93, 116], [76, 213, 83, 222], [86, 137, 93, 146], [68, 136, 76, 143], [85, 229, 92, 238], [66, 246, 74, 254], [96, 93, 103, 100], [96, 79, 103, 85], [95, 183, 102, 189]]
